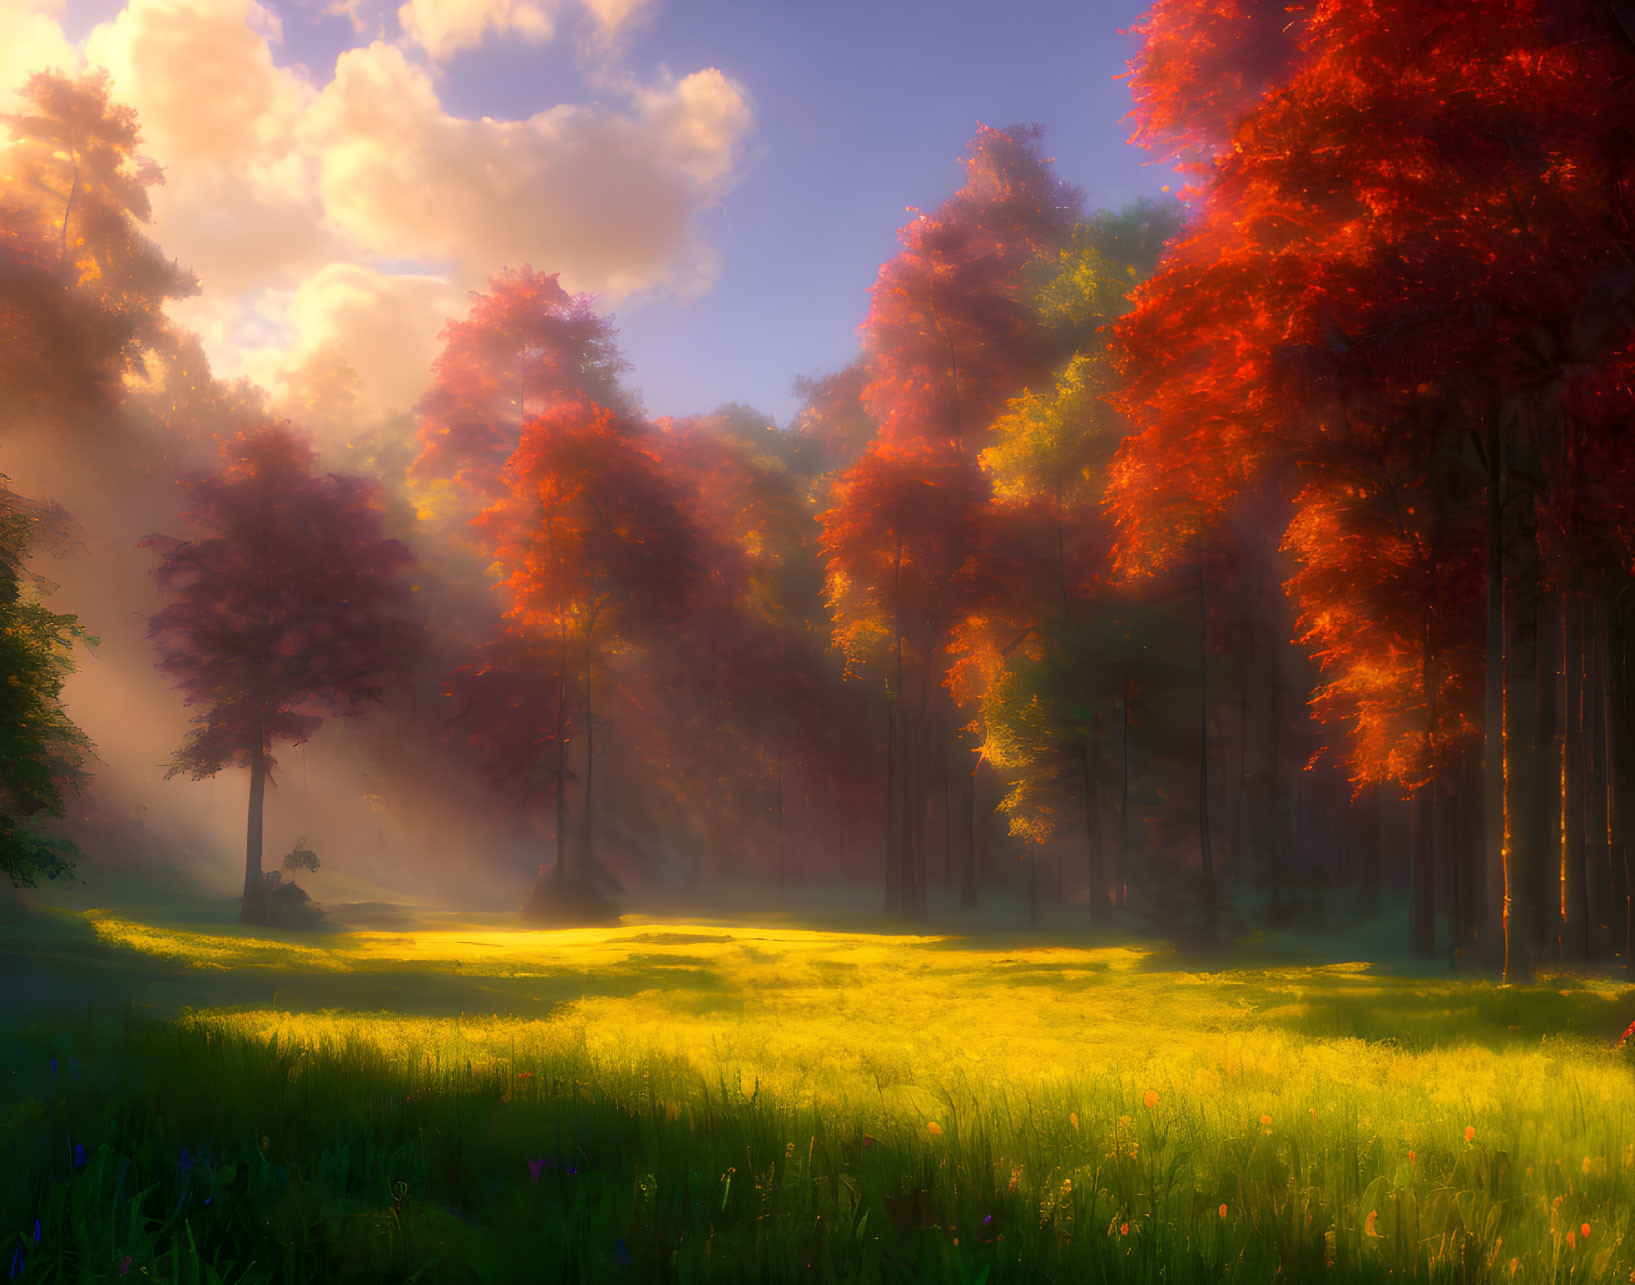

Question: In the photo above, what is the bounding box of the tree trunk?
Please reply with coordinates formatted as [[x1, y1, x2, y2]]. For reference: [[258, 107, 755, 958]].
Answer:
[[1198, 549, 1218, 939], [241, 750, 268, 925], [1120, 673, 1133, 912], [961, 754, 979, 908], [1564, 598, 1590, 958], [1483, 409, 1507, 969], [60, 161, 80, 265], [1606, 603, 1632, 972], [885, 673, 900, 917], [1269, 637, 1283, 920], [1532, 593, 1562, 966], [1587, 596, 1613, 953], [1027, 847, 1039, 928], [556, 615, 569, 885], [581, 639, 597, 880], [1409, 783, 1436, 958], [1082, 732, 1108, 925]]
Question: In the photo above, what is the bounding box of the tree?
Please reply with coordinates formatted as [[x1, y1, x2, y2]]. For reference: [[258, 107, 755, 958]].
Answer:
[[472, 401, 699, 904], [821, 438, 988, 915], [1111, 0, 1635, 970], [1, 69, 196, 377], [143, 426, 415, 923], [861, 124, 1078, 452], [411, 267, 631, 524], [0, 198, 123, 431], [0, 484, 92, 888]]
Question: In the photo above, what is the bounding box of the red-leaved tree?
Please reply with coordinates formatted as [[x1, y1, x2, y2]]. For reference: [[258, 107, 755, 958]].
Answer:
[[144, 426, 415, 922]]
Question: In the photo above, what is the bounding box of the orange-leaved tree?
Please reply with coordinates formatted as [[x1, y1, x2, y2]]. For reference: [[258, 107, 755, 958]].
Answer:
[[471, 401, 699, 897]]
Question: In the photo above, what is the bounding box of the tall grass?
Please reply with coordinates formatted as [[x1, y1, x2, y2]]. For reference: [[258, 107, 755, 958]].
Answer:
[[4, 916, 1635, 1281]]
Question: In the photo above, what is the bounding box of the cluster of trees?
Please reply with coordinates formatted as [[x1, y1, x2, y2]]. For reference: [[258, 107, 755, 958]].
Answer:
[[5, 0, 1635, 970]]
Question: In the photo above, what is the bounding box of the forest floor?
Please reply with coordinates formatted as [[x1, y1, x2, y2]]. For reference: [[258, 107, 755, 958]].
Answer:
[[3, 865, 1635, 1283]]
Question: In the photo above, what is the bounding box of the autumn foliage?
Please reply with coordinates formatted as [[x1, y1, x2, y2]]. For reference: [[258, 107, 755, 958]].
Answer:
[[144, 426, 414, 918]]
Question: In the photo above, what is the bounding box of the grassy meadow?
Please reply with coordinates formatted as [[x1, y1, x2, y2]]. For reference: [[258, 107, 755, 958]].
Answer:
[[4, 881, 1635, 1282]]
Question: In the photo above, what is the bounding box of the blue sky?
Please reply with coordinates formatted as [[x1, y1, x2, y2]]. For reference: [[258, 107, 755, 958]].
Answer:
[[37, 0, 1170, 425], [603, 1, 1168, 423]]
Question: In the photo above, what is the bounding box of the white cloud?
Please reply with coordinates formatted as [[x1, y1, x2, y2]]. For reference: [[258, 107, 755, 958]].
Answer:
[[4, 0, 752, 417], [398, 0, 555, 61], [0, 3, 81, 114], [247, 263, 468, 415], [395, 0, 651, 62], [305, 43, 749, 303]]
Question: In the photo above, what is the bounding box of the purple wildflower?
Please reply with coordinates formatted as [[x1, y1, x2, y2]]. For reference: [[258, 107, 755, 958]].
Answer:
[[526, 1157, 548, 1182], [73, 1145, 86, 1172]]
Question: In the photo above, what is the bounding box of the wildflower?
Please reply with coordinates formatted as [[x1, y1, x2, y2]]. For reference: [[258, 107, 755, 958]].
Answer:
[[178, 1148, 193, 1174], [1143, 1090, 1159, 1109], [1070, 1113, 1079, 1131], [1409, 1150, 1416, 1165], [1219, 1204, 1228, 1218], [10, 1243, 23, 1279], [1364, 1210, 1379, 1237], [527, 1157, 548, 1182], [1567, 1230, 1577, 1250], [862, 1133, 876, 1148], [516, 1072, 533, 1080], [1260, 1114, 1273, 1131], [73, 1144, 86, 1172], [1120, 1222, 1129, 1236], [1309, 1108, 1317, 1123], [927, 1121, 943, 1137], [1465, 1126, 1476, 1143], [1582, 1223, 1591, 1241], [566, 1165, 578, 1176]]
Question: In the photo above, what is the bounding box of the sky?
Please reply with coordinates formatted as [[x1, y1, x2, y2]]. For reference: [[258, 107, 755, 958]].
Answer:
[[3, 0, 1170, 426]]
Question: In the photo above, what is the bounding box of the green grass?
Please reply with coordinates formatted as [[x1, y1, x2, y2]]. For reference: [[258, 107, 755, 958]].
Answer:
[[4, 891, 1635, 1282]]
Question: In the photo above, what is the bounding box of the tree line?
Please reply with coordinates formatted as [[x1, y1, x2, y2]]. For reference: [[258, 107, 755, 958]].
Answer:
[[3, 0, 1635, 973]]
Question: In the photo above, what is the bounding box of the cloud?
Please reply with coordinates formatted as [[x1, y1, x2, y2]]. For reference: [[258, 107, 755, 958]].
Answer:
[[0, 3, 80, 113], [5, 0, 753, 417], [242, 263, 468, 415], [398, 0, 556, 60], [306, 43, 750, 302], [84, 0, 329, 300], [395, 0, 652, 62]]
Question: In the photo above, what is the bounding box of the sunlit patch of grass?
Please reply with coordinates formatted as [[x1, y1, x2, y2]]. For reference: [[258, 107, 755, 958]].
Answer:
[[9, 913, 1635, 1281]]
